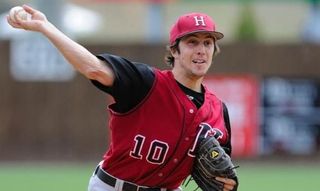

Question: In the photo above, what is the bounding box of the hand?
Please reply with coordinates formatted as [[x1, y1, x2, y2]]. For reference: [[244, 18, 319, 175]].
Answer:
[[215, 177, 237, 191], [7, 4, 48, 32]]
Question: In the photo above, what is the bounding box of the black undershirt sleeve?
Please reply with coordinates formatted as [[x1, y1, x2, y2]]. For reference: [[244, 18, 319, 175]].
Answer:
[[222, 102, 232, 156], [91, 54, 155, 113]]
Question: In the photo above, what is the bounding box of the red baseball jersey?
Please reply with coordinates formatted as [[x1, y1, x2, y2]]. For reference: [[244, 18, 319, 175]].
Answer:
[[101, 69, 228, 189]]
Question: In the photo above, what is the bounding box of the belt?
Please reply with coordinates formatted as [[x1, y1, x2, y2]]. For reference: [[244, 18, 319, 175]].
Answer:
[[95, 166, 165, 191]]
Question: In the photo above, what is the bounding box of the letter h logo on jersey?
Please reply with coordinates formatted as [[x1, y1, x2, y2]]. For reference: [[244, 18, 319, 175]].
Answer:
[[193, 16, 206, 26]]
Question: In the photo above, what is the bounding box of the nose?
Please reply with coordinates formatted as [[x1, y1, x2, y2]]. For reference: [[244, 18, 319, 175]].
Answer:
[[196, 43, 206, 55]]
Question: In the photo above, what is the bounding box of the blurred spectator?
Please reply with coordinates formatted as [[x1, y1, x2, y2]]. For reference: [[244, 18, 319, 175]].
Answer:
[[302, 0, 320, 43]]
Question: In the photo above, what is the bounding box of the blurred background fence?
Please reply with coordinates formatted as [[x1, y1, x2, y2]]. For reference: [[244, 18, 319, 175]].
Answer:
[[0, 0, 320, 161]]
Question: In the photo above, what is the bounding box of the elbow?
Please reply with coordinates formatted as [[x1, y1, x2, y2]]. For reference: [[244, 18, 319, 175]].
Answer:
[[84, 68, 98, 79], [84, 69, 101, 80], [84, 69, 113, 86]]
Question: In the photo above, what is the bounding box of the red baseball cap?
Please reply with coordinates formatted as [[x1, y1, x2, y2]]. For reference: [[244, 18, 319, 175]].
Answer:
[[169, 12, 224, 45]]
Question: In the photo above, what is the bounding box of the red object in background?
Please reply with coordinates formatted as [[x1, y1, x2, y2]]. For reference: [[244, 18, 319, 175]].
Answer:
[[204, 75, 260, 158], [89, 0, 176, 3]]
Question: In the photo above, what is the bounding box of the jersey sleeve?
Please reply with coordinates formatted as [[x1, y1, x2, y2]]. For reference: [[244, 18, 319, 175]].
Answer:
[[91, 53, 155, 113], [222, 102, 232, 156]]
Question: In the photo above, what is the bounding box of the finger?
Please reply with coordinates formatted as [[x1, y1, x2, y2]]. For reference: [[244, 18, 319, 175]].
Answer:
[[14, 10, 24, 23], [13, 14, 28, 30], [6, 15, 22, 28], [216, 177, 236, 185], [225, 178, 236, 185], [223, 184, 234, 190], [22, 4, 37, 15], [215, 177, 227, 183]]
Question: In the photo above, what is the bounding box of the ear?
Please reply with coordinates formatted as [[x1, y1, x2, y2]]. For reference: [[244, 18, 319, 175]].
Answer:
[[170, 47, 176, 56], [170, 46, 179, 58]]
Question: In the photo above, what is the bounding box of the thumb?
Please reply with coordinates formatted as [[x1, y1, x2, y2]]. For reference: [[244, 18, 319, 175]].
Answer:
[[22, 4, 37, 15]]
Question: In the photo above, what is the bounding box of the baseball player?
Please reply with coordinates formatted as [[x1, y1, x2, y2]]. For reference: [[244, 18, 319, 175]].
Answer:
[[7, 5, 238, 191]]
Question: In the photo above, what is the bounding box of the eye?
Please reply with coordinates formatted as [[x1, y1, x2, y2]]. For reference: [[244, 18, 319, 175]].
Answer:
[[204, 40, 213, 47], [187, 39, 197, 45]]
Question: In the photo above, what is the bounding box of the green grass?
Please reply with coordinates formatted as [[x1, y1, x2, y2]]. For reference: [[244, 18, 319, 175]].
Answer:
[[1, 161, 320, 191], [233, 162, 320, 191], [0, 162, 93, 191]]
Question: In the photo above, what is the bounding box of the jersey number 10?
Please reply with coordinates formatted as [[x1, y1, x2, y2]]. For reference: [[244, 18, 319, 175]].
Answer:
[[129, 135, 169, 165]]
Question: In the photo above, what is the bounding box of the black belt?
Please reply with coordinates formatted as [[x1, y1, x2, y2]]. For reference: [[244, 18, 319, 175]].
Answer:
[[95, 166, 164, 191]]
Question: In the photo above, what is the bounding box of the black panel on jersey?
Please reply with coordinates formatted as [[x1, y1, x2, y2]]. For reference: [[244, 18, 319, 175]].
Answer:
[[91, 53, 206, 112], [176, 81, 205, 109], [222, 102, 232, 156], [91, 54, 155, 113]]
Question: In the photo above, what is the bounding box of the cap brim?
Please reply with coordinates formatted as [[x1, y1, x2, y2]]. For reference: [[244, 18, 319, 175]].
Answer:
[[212, 31, 224, 40], [193, 30, 224, 40], [177, 30, 224, 42]]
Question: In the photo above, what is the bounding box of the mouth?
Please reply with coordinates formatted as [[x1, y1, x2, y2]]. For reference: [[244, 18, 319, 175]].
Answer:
[[192, 59, 206, 64]]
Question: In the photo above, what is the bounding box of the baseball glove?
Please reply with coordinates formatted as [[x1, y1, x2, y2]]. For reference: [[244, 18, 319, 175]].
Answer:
[[191, 135, 238, 191]]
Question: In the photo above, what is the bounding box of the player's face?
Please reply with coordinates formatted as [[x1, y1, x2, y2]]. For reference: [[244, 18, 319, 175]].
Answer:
[[172, 33, 215, 79]]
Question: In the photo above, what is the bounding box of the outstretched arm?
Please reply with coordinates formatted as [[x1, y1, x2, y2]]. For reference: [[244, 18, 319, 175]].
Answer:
[[7, 4, 114, 86]]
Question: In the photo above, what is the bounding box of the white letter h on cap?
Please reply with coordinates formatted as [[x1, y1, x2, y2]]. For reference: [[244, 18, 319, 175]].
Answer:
[[193, 16, 206, 26]]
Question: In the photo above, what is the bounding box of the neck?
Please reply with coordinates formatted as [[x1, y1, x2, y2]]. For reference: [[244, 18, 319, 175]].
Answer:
[[172, 69, 203, 93]]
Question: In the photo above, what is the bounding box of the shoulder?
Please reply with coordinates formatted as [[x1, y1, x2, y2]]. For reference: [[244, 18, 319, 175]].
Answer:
[[204, 88, 223, 105], [154, 69, 175, 81]]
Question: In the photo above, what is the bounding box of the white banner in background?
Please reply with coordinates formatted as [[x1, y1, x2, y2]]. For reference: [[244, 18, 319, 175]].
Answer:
[[10, 34, 75, 81]]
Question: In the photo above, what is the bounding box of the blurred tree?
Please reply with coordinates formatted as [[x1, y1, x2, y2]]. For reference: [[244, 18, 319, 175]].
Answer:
[[235, 1, 259, 42]]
